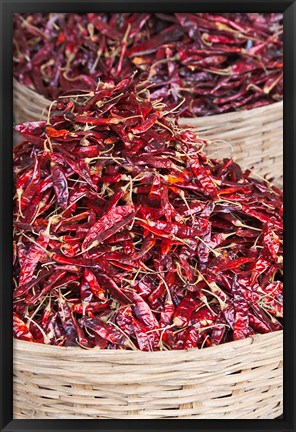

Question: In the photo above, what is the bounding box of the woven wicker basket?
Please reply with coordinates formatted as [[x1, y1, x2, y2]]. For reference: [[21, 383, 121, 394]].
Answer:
[[13, 330, 283, 419], [179, 102, 283, 188], [13, 79, 283, 420], [13, 79, 50, 124], [13, 79, 283, 187]]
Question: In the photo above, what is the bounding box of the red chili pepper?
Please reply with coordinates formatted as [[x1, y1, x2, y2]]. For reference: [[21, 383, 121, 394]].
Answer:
[[218, 257, 254, 272], [46, 127, 70, 138], [262, 224, 281, 261], [105, 230, 133, 245], [232, 277, 249, 340], [173, 296, 197, 327], [82, 205, 135, 253], [71, 300, 111, 315], [51, 153, 97, 191], [16, 242, 28, 268], [96, 273, 131, 304], [51, 162, 69, 210], [57, 295, 88, 346], [60, 241, 81, 258], [135, 219, 206, 241], [13, 312, 34, 342], [19, 155, 41, 211], [80, 316, 129, 347], [211, 314, 228, 345], [251, 303, 282, 332], [124, 289, 159, 329], [43, 312, 65, 345], [51, 253, 96, 268], [183, 326, 204, 349], [250, 257, 271, 285], [127, 24, 183, 57], [131, 316, 157, 351], [116, 310, 156, 351], [160, 295, 175, 327], [14, 269, 53, 300], [249, 313, 271, 333], [22, 190, 50, 225], [80, 277, 94, 307], [84, 268, 105, 300], [14, 121, 46, 136], [15, 168, 34, 205], [88, 13, 122, 40], [242, 205, 282, 230], [74, 145, 100, 158], [131, 112, 160, 134], [18, 230, 50, 286], [190, 158, 218, 199], [56, 211, 92, 231], [28, 271, 67, 305]]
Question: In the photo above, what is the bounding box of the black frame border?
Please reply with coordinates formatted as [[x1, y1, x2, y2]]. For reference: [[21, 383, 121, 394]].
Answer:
[[1, 1, 295, 431]]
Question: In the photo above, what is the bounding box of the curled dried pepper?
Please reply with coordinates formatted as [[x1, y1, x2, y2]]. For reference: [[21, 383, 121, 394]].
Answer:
[[18, 230, 50, 286], [173, 296, 197, 328], [80, 317, 130, 347], [51, 162, 69, 210], [82, 204, 135, 253], [13, 312, 34, 342]]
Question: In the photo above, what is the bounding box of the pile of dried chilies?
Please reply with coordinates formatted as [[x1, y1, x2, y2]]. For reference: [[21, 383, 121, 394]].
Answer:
[[13, 76, 283, 350], [13, 12, 283, 117]]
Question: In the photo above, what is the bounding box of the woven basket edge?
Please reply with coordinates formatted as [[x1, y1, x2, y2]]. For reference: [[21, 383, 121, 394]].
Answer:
[[14, 329, 283, 359]]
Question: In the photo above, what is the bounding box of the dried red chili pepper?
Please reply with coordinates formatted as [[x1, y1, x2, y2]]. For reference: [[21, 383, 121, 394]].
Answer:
[[13, 312, 34, 342], [82, 204, 135, 254], [18, 230, 50, 286], [232, 277, 250, 340], [71, 300, 111, 315], [51, 162, 69, 210], [124, 289, 159, 330], [173, 296, 198, 328], [19, 155, 41, 212], [83, 268, 106, 300], [80, 316, 130, 347], [28, 270, 67, 305], [14, 13, 282, 116], [13, 76, 283, 351]]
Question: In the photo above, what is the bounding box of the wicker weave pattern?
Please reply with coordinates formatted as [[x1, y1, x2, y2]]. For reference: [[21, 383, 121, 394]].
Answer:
[[13, 331, 282, 419], [13, 79, 283, 187], [13, 79, 50, 124], [179, 101, 283, 187]]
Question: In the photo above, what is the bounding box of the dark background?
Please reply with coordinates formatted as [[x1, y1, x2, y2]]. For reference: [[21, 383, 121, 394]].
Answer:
[[1, 1, 295, 431]]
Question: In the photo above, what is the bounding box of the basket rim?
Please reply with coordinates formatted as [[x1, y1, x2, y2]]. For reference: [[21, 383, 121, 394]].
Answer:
[[14, 329, 283, 359], [13, 77, 283, 120], [179, 100, 283, 124]]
